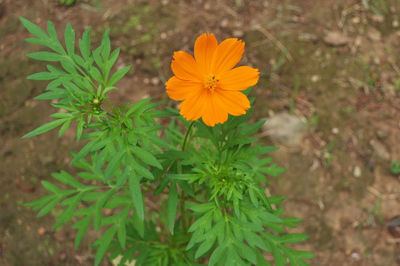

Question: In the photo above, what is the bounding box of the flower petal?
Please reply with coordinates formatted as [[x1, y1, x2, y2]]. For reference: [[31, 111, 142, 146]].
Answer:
[[171, 51, 202, 81], [180, 90, 208, 121], [201, 94, 228, 126], [194, 33, 218, 76], [213, 89, 250, 116], [211, 38, 245, 74], [219, 66, 259, 91], [166, 76, 203, 101]]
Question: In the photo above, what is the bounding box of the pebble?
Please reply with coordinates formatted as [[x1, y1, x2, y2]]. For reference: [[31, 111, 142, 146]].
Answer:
[[370, 140, 390, 160], [353, 166, 362, 178], [351, 252, 361, 260], [323, 31, 349, 46], [233, 30, 244, 37], [376, 129, 388, 139], [220, 19, 229, 28], [262, 112, 307, 147], [151, 77, 160, 86], [367, 27, 381, 42], [38, 227, 46, 236], [311, 75, 320, 83]]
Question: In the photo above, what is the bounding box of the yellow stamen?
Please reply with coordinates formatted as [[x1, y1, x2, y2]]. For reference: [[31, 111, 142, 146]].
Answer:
[[204, 75, 219, 93]]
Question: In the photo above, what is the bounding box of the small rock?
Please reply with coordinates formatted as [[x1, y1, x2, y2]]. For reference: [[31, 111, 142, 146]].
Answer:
[[323, 31, 349, 46], [299, 33, 318, 42], [311, 75, 320, 83], [351, 252, 361, 260], [233, 30, 244, 37], [38, 227, 46, 235], [352, 17, 360, 24], [353, 166, 362, 178], [376, 129, 388, 139], [262, 112, 307, 147], [367, 27, 381, 42], [220, 19, 228, 28], [380, 84, 396, 96], [332, 128, 339, 134], [370, 140, 390, 160], [371, 14, 384, 23], [151, 77, 160, 86]]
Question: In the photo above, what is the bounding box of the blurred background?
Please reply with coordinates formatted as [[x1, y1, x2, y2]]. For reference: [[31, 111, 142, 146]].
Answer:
[[0, 0, 400, 265]]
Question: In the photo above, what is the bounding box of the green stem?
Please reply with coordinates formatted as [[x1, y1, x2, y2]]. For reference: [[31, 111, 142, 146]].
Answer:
[[179, 121, 195, 231], [181, 121, 195, 151]]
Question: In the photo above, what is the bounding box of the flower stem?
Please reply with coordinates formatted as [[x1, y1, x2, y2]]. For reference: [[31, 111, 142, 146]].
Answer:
[[179, 121, 195, 231], [181, 121, 195, 151]]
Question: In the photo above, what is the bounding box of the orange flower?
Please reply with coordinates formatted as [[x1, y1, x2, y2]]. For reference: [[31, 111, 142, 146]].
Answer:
[[166, 33, 259, 127]]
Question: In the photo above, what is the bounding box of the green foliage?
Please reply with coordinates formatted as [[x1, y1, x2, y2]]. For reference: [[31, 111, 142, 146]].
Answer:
[[391, 161, 400, 175], [362, 0, 388, 17], [21, 17, 313, 266]]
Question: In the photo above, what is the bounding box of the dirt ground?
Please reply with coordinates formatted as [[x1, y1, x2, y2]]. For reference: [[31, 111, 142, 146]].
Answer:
[[0, 0, 399, 265]]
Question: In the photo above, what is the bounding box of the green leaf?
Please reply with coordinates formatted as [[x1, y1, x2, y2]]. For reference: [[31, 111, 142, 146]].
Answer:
[[54, 192, 84, 230], [104, 149, 125, 181], [58, 119, 72, 137], [235, 242, 257, 265], [132, 208, 144, 238], [101, 29, 111, 60], [116, 167, 130, 190], [130, 146, 162, 169], [167, 181, 178, 234], [72, 137, 103, 163], [271, 245, 287, 266], [23, 119, 66, 138], [131, 158, 154, 180], [125, 97, 151, 117], [64, 23, 75, 55], [35, 89, 66, 100], [94, 225, 117, 266], [208, 245, 225, 266], [79, 27, 91, 60], [240, 120, 265, 136], [41, 180, 62, 194], [37, 196, 62, 217], [73, 214, 92, 249], [94, 189, 115, 231], [52, 171, 85, 189], [244, 232, 268, 251], [290, 249, 315, 259], [194, 233, 216, 259], [46, 21, 65, 54], [20, 17, 48, 39], [76, 117, 84, 141], [108, 65, 131, 87], [278, 233, 309, 244], [187, 202, 215, 213], [128, 172, 144, 221], [259, 211, 282, 223], [108, 48, 120, 69], [27, 71, 59, 80], [25, 194, 55, 210], [117, 217, 127, 249], [27, 51, 63, 62]]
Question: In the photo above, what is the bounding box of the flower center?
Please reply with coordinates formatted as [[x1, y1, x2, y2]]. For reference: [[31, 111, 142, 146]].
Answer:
[[204, 75, 219, 93]]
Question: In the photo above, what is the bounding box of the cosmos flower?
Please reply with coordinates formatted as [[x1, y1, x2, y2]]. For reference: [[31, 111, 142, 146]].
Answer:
[[166, 33, 259, 127]]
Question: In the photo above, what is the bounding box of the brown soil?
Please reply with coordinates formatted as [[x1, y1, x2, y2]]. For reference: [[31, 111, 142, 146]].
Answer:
[[0, 0, 399, 265]]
